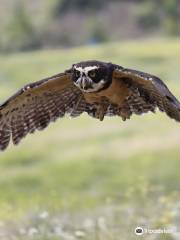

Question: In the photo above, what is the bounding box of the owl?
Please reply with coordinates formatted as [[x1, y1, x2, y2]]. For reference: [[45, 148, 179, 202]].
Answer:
[[0, 60, 179, 151]]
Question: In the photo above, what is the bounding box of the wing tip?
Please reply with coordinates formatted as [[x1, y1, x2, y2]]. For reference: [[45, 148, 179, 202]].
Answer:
[[0, 140, 11, 152]]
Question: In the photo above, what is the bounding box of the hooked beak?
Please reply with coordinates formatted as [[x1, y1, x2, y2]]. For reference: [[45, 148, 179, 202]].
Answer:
[[80, 77, 92, 90]]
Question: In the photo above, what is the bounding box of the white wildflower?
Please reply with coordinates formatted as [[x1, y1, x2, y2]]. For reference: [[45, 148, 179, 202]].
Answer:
[[28, 227, 38, 236], [75, 230, 86, 238], [39, 211, 49, 219], [54, 226, 75, 240], [98, 216, 106, 230]]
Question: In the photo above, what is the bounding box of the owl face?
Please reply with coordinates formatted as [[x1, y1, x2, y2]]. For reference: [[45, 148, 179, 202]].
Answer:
[[72, 61, 113, 92]]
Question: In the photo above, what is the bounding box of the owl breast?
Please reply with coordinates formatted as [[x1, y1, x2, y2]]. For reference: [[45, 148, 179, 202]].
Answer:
[[83, 78, 130, 106]]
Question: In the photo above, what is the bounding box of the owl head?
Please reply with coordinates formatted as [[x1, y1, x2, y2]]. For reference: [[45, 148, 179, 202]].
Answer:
[[72, 60, 114, 92]]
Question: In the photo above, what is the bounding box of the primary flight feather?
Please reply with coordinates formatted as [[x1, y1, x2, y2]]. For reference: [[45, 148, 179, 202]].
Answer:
[[0, 60, 179, 151]]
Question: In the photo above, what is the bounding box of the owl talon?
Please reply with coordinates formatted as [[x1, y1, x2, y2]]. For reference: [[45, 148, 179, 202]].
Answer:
[[94, 105, 107, 121], [118, 108, 131, 121], [98, 111, 105, 121]]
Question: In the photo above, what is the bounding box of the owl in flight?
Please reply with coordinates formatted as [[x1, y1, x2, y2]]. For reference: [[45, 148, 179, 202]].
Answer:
[[0, 60, 180, 151]]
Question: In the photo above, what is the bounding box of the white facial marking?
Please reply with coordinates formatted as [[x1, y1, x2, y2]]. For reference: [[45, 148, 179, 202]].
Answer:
[[74, 66, 99, 73], [84, 79, 105, 92], [73, 65, 105, 92]]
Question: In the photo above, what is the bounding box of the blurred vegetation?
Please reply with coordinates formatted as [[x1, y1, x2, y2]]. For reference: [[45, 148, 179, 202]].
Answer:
[[0, 1, 180, 239], [0, 0, 180, 52], [137, 0, 180, 35], [55, 0, 106, 13], [0, 39, 179, 239], [1, 2, 40, 52]]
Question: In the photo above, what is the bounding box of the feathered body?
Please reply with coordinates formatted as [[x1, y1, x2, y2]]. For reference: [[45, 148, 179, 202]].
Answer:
[[0, 60, 179, 151]]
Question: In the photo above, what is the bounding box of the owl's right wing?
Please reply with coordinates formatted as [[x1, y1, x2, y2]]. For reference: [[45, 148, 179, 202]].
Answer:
[[113, 66, 180, 121], [0, 71, 88, 151]]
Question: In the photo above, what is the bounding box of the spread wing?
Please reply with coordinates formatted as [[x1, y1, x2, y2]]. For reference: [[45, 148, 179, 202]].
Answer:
[[113, 66, 180, 121], [0, 71, 89, 151]]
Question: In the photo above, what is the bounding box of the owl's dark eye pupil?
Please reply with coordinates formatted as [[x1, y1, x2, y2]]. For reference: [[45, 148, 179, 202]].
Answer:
[[89, 71, 96, 78], [75, 71, 80, 78]]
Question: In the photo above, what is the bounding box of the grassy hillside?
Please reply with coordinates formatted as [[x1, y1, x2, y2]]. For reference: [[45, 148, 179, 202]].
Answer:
[[0, 39, 180, 239]]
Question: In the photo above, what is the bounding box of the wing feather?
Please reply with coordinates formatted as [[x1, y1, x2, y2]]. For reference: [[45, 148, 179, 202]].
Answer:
[[0, 72, 88, 151], [113, 67, 180, 121]]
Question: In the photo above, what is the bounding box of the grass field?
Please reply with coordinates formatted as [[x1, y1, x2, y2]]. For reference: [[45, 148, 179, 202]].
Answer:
[[0, 39, 180, 240]]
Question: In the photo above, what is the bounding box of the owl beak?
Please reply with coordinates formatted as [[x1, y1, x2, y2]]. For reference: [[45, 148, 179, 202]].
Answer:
[[80, 77, 92, 90], [81, 77, 86, 89]]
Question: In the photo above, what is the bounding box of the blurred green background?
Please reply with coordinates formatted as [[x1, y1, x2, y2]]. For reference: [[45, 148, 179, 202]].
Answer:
[[0, 1, 180, 240]]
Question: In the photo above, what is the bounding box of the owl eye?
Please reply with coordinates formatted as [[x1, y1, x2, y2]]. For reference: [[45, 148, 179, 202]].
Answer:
[[89, 71, 96, 78], [75, 71, 80, 78]]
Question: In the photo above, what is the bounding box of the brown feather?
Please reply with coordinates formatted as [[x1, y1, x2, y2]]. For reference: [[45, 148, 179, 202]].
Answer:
[[0, 72, 88, 151], [113, 67, 180, 122], [0, 61, 179, 151]]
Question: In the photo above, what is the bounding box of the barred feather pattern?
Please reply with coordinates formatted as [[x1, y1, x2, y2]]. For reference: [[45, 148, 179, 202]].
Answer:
[[115, 69, 180, 122], [86, 88, 157, 120], [0, 86, 90, 150], [125, 88, 156, 115], [85, 91, 157, 121], [128, 82, 180, 121]]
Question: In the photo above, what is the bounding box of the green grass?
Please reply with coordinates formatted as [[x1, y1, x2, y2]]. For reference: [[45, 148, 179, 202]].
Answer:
[[0, 39, 180, 239]]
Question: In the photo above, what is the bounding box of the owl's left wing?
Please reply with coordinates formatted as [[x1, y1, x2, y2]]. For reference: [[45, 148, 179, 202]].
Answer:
[[0, 71, 88, 151], [113, 66, 180, 121]]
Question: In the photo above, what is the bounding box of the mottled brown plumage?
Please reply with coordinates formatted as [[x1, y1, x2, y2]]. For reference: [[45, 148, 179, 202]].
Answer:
[[0, 60, 179, 151]]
